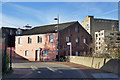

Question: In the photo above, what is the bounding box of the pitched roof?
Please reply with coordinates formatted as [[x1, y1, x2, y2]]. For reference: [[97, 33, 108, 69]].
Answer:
[[20, 21, 78, 36]]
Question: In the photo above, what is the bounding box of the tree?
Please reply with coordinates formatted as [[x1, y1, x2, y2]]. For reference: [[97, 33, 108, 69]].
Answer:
[[102, 32, 120, 59]]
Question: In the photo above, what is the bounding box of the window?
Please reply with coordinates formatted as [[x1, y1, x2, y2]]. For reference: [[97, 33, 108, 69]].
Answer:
[[38, 36, 42, 43], [28, 37, 32, 43], [75, 26, 79, 33], [83, 38, 87, 44], [76, 38, 79, 43], [83, 51, 86, 56], [117, 33, 120, 36], [25, 50, 29, 56], [117, 37, 120, 40], [99, 42, 100, 44], [96, 42, 97, 44], [10, 30, 13, 35], [99, 33, 100, 36], [99, 47, 100, 49], [76, 51, 79, 56], [18, 37, 22, 44], [99, 38, 100, 40], [42, 50, 48, 56], [96, 47, 98, 50], [49, 35, 54, 42], [66, 36, 70, 42], [110, 33, 114, 35], [101, 33, 103, 35], [96, 34, 98, 37]]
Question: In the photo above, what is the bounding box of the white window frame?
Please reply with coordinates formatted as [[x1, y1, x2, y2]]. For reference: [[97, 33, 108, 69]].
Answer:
[[83, 51, 86, 56], [76, 38, 79, 43], [76, 51, 79, 56], [18, 37, 22, 44], [49, 35, 54, 42], [38, 36, 42, 43], [28, 37, 32, 43], [66, 36, 70, 42], [42, 50, 48, 56], [83, 38, 87, 44], [25, 50, 29, 56]]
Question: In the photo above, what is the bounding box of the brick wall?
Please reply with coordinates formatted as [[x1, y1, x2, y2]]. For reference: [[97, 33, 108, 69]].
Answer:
[[60, 22, 92, 57]]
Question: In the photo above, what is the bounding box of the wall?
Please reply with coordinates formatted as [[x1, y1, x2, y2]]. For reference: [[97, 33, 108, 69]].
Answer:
[[15, 33, 58, 61], [70, 56, 119, 75], [60, 22, 92, 57], [81, 16, 119, 38]]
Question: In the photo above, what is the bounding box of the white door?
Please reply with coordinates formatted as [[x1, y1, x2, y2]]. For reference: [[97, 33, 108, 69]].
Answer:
[[37, 50, 39, 60], [35, 50, 39, 61]]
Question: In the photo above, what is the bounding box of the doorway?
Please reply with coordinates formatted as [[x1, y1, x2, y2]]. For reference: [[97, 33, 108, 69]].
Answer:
[[35, 50, 39, 61]]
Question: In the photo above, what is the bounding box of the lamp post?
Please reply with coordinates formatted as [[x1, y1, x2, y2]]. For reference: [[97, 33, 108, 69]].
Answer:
[[9, 31, 12, 71], [3, 34, 7, 74], [54, 15, 60, 61]]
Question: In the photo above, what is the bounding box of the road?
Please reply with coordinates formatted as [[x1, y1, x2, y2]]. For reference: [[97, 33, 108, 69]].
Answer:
[[3, 60, 119, 79], [3, 61, 88, 79]]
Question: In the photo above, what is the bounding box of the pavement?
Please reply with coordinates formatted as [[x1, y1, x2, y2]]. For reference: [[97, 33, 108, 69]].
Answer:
[[2, 59, 120, 80]]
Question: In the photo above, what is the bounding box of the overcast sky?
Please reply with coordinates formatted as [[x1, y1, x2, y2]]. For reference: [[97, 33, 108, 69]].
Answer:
[[2, 2, 118, 28]]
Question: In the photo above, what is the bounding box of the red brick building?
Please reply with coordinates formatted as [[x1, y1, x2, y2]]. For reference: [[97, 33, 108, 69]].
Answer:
[[1, 27, 17, 57], [15, 21, 92, 61]]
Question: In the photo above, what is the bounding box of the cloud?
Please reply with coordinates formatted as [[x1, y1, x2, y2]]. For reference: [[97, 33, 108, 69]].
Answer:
[[2, 13, 41, 28], [2, 3, 59, 28], [2, 3, 68, 27], [7, 3, 70, 25], [98, 9, 118, 17], [7, 3, 49, 24]]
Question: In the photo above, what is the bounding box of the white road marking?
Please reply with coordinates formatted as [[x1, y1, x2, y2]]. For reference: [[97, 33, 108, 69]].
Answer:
[[58, 71, 63, 73], [37, 71, 41, 73], [31, 66, 38, 70], [47, 67, 56, 72]]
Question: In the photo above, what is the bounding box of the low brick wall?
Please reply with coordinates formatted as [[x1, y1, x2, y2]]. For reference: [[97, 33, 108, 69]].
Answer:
[[70, 56, 120, 75]]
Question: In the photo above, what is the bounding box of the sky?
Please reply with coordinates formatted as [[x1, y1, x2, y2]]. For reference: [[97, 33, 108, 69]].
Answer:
[[1, 2, 119, 29]]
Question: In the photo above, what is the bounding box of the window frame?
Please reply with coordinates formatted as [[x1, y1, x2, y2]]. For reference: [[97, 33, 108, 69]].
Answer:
[[66, 36, 70, 42], [42, 50, 48, 56], [75, 26, 79, 33], [83, 38, 87, 44], [28, 37, 32, 43], [76, 37, 79, 44], [75, 51, 79, 56], [38, 36, 42, 43], [25, 50, 29, 56], [18, 37, 22, 44], [49, 35, 54, 43]]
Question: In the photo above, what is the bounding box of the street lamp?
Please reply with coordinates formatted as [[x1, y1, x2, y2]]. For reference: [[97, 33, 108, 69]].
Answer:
[[54, 15, 60, 61]]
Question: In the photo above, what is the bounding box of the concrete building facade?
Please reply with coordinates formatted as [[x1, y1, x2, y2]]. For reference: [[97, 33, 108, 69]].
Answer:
[[95, 30, 120, 54], [81, 16, 119, 54], [15, 21, 92, 61], [81, 16, 119, 37], [1, 27, 17, 57]]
